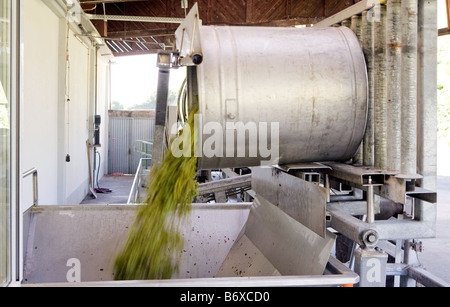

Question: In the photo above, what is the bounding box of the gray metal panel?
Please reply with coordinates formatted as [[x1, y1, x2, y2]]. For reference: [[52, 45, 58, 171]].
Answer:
[[131, 118, 155, 173], [244, 195, 336, 276], [23, 205, 138, 284], [108, 117, 130, 174], [252, 167, 327, 237], [22, 204, 251, 284], [218, 196, 337, 278], [108, 117, 155, 174], [22, 203, 355, 287]]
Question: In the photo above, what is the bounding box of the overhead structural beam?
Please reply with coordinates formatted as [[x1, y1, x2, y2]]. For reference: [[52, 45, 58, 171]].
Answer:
[[80, 0, 147, 4], [315, 0, 377, 27], [85, 13, 184, 24], [106, 28, 178, 39]]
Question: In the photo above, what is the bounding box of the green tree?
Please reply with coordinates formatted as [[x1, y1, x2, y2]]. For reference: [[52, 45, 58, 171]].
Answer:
[[111, 100, 125, 110], [129, 90, 179, 110]]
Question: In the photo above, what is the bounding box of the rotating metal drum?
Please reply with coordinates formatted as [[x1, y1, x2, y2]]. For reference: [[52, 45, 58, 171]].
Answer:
[[188, 25, 368, 169]]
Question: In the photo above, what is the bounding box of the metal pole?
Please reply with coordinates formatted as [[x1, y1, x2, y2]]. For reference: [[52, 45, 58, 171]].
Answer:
[[367, 177, 375, 224], [351, 15, 363, 166], [362, 10, 375, 167], [152, 68, 171, 167], [386, 0, 403, 172], [401, 240, 416, 286], [415, 0, 438, 234], [417, 0, 438, 192], [400, 0, 418, 176], [374, 4, 387, 169]]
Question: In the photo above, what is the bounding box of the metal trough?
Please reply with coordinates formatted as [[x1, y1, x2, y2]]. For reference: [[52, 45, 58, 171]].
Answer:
[[22, 197, 358, 287]]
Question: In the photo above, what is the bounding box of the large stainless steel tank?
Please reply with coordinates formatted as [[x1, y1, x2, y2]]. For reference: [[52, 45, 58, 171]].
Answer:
[[195, 26, 368, 169]]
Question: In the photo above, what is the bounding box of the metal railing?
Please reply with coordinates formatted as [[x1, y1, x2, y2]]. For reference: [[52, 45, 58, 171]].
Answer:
[[135, 140, 153, 164], [23, 168, 38, 207], [127, 158, 152, 205]]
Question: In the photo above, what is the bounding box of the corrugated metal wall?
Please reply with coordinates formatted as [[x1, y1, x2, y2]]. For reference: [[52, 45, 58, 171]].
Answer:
[[108, 116, 155, 174]]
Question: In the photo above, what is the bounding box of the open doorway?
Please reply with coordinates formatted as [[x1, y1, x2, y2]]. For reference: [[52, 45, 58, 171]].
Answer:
[[110, 54, 185, 111], [107, 54, 185, 175]]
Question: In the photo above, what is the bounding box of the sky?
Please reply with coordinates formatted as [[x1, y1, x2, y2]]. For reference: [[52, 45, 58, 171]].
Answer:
[[110, 54, 186, 110]]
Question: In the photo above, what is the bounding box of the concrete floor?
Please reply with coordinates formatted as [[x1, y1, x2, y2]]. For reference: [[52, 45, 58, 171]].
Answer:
[[80, 174, 135, 205], [417, 176, 450, 284]]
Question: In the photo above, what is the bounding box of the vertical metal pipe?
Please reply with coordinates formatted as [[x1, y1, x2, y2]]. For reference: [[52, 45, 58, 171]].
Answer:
[[374, 4, 388, 169], [386, 0, 403, 172], [33, 171, 39, 207], [367, 177, 375, 224], [417, 0, 437, 192], [415, 0, 437, 234], [401, 0, 418, 176], [351, 15, 364, 166], [362, 10, 375, 167]]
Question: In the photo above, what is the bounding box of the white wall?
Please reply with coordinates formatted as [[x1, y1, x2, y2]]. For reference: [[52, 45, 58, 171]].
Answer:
[[22, 0, 60, 208], [94, 54, 111, 185], [21, 0, 112, 211], [64, 30, 91, 205]]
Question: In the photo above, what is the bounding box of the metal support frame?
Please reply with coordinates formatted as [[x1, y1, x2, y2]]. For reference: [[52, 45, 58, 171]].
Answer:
[[197, 174, 252, 203], [313, 0, 439, 287], [326, 162, 436, 238], [416, 0, 438, 251]]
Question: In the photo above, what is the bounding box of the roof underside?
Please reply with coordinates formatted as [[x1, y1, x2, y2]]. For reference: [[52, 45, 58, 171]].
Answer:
[[79, 0, 363, 56]]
